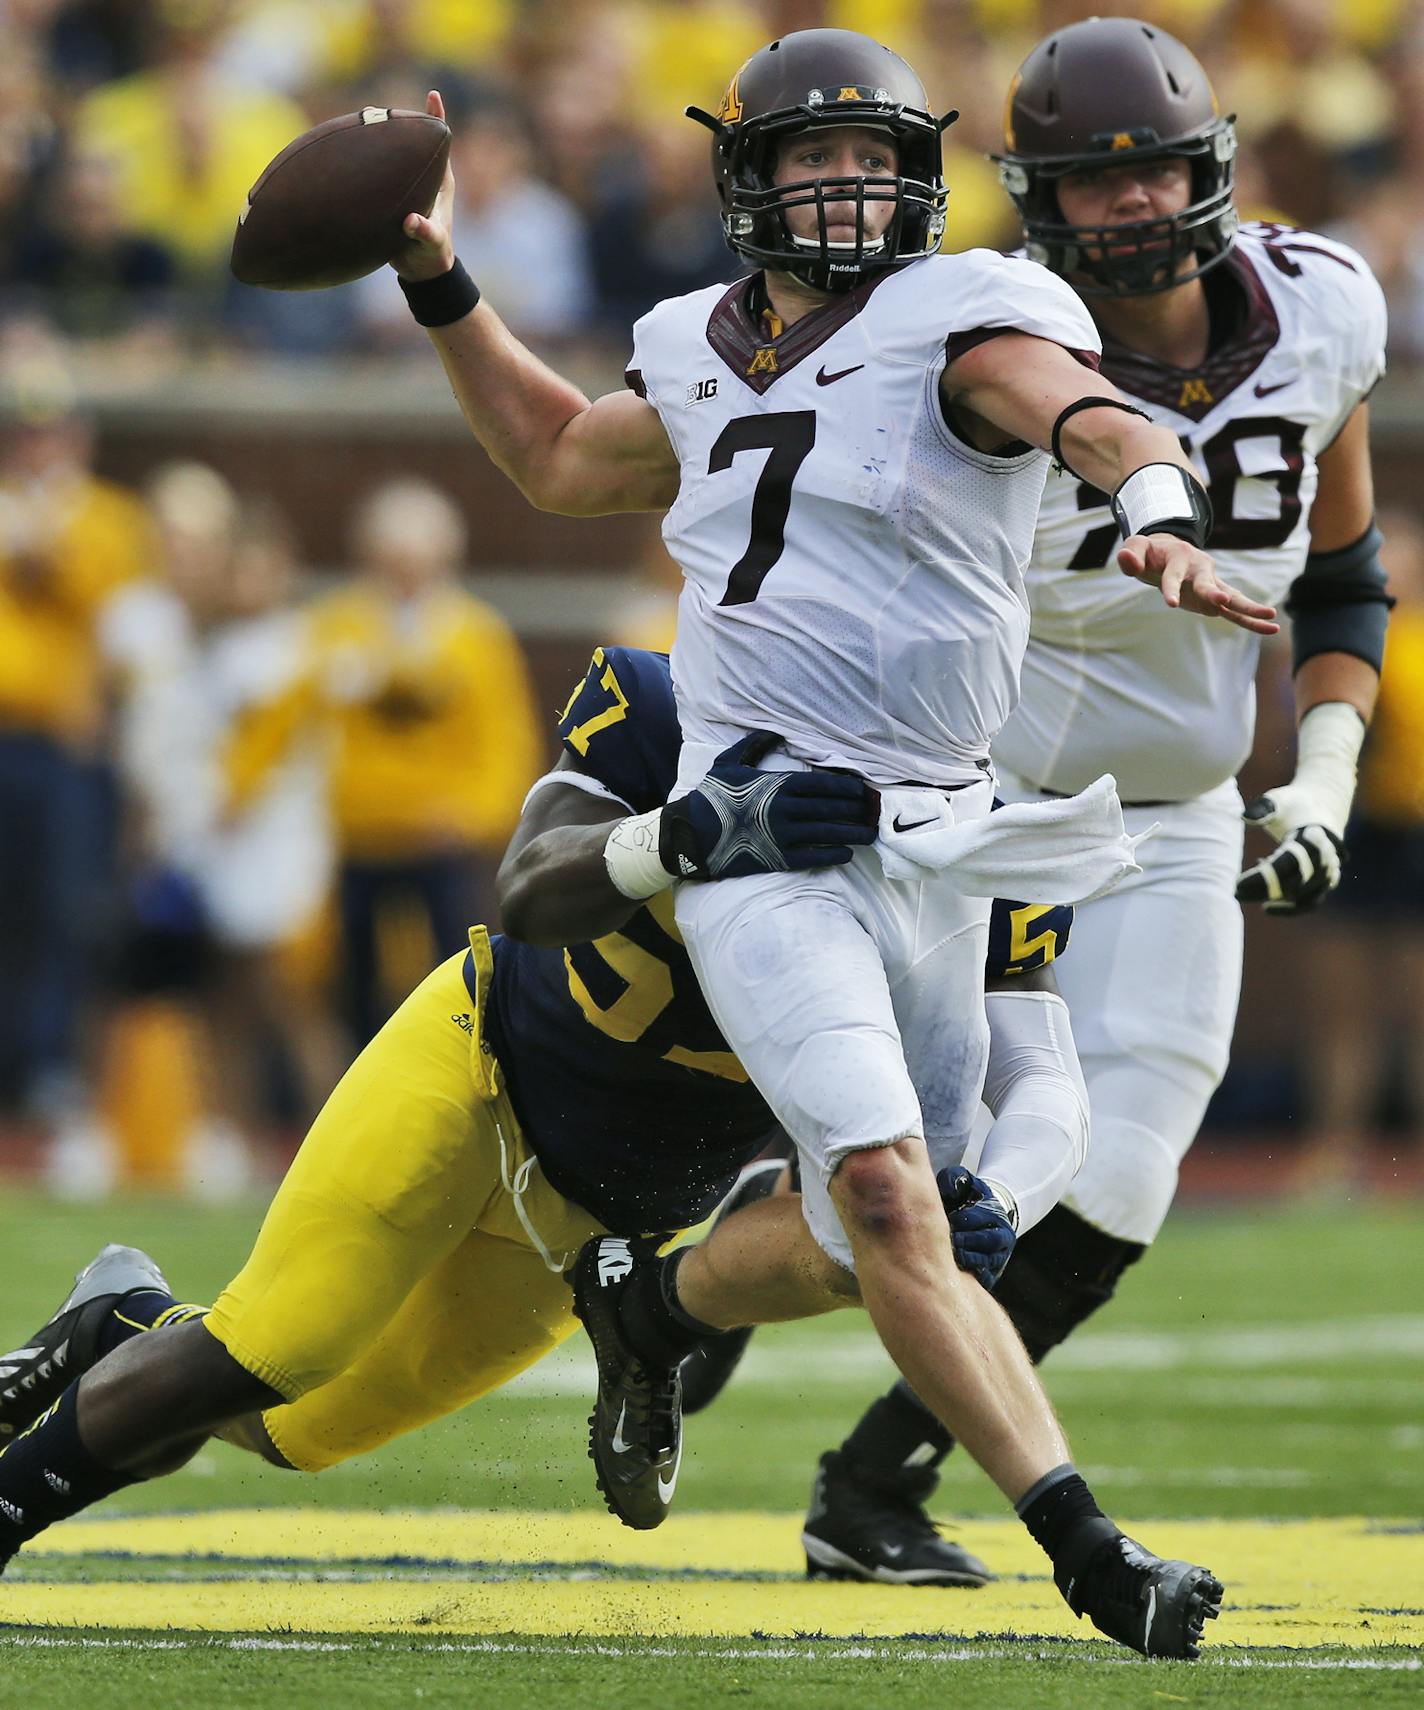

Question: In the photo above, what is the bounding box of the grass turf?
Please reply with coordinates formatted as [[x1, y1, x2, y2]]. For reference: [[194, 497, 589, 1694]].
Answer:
[[0, 1189, 1420, 1706]]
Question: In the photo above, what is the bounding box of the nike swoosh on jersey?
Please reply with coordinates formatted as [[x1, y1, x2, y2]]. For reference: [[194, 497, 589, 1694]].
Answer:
[[816, 363, 865, 386], [892, 814, 937, 832], [1253, 378, 1291, 397], [611, 1402, 632, 1455]]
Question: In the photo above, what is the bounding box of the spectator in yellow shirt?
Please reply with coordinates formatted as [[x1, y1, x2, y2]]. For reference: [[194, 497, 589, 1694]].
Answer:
[[0, 330, 152, 1118], [314, 477, 542, 1041]]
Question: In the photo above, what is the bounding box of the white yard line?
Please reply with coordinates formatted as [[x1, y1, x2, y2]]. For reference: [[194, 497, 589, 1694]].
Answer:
[[1, 1634, 1420, 1671]]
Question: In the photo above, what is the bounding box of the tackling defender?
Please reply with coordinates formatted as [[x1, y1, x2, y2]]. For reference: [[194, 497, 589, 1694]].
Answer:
[[3, 644, 1129, 1644], [707, 17, 1389, 1588], [383, 27, 1279, 1655]]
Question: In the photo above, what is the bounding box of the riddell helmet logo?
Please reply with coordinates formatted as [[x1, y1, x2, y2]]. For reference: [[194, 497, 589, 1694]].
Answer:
[[719, 72, 743, 125]]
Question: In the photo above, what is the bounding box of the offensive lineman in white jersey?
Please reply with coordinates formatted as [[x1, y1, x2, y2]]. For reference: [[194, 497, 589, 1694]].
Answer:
[[391, 27, 1277, 1656], [746, 17, 1391, 1590]]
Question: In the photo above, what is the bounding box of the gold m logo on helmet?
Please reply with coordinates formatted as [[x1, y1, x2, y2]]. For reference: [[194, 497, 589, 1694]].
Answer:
[[718, 72, 743, 125], [1179, 378, 1214, 408], [1111, 131, 1135, 150], [838, 86, 863, 102], [746, 347, 779, 376]]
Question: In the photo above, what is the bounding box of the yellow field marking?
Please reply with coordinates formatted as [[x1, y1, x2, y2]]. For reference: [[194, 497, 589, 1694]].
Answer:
[[5, 1512, 1421, 1649]]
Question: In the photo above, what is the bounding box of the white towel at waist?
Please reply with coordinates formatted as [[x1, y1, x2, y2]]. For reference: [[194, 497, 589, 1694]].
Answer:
[[876, 774, 1155, 904]]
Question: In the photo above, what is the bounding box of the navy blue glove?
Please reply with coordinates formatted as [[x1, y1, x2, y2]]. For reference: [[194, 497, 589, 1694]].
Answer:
[[660, 732, 879, 881], [936, 1165, 1017, 1292]]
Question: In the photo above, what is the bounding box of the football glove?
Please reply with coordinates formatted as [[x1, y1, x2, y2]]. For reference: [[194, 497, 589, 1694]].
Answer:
[[1235, 703, 1364, 915], [936, 1166, 1017, 1292], [660, 732, 879, 881]]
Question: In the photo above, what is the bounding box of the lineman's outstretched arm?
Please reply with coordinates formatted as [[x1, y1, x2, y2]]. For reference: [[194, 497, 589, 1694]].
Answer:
[[1238, 402, 1386, 912], [943, 333, 1277, 635], [392, 92, 680, 518]]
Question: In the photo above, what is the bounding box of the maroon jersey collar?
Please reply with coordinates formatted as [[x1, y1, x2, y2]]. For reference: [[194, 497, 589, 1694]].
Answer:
[[1095, 246, 1280, 424], [706, 267, 899, 396]]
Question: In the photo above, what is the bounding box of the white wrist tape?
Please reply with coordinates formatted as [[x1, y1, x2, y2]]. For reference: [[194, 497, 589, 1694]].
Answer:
[[603, 808, 673, 900], [1111, 462, 1203, 540], [1282, 700, 1365, 840]]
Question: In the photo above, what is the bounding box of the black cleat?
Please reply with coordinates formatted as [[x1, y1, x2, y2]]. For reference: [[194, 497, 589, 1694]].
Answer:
[[680, 1157, 788, 1415], [802, 1449, 994, 1587], [569, 1236, 682, 1531], [1061, 1522, 1224, 1659], [0, 1244, 171, 1441]]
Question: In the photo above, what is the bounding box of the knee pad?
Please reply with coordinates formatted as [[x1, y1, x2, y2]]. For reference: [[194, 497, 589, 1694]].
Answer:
[[994, 1202, 1146, 1364]]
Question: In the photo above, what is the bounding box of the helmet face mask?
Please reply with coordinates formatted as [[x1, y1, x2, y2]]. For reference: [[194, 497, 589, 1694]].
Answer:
[[996, 18, 1238, 299], [689, 31, 952, 295]]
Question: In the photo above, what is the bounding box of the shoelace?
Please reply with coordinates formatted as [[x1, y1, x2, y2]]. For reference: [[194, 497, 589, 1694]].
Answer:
[[629, 1362, 679, 1459]]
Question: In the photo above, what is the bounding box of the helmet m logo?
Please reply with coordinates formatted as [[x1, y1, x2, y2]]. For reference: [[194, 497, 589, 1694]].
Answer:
[[838, 86, 863, 102], [718, 72, 743, 125], [746, 347, 779, 377], [1178, 377, 1214, 408], [1111, 131, 1135, 150]]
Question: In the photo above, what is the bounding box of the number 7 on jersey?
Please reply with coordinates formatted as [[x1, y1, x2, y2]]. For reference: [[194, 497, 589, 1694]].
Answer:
[[710, 411, 817, 606]]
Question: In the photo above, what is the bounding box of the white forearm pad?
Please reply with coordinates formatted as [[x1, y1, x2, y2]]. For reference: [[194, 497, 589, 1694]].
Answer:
[[603, 807, 673, 900], [978, 989, 1090, 1237], [1288, 700, 1366, 839]]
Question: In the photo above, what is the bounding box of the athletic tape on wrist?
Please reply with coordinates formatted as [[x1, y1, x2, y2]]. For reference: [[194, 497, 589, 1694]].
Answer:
[[1110, 462, 1211, 546], [603, 808, 673, 899], [399, 258, 481, 327]]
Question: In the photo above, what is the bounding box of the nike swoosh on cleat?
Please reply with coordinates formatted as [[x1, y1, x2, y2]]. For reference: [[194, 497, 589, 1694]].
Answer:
[[611, 1402, 633, 1456], [816, 363, 865, 386], [1145, 1583, 1157, 1650], [657, 1438, 683, 1504]]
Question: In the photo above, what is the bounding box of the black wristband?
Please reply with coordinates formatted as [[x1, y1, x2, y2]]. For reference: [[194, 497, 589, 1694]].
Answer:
[[399, 259, 480, 327]]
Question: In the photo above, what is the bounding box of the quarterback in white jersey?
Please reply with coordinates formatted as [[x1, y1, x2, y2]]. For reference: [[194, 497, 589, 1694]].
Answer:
[[388, 26, 1272, 1655], [798, 18, 1391, 1592]]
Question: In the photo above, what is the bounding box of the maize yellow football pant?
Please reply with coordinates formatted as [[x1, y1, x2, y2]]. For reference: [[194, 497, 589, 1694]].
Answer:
[[205, 931, 607, 1472]]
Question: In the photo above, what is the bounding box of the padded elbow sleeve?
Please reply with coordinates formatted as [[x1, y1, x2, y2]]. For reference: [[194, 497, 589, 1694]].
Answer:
[[1286, 522, 1393, 674]]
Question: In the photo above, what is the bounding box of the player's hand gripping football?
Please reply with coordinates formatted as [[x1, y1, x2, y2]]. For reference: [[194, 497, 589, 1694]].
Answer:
[[660, 733, 880, 880], [391, 90, 456, 280], [1118, 536, 1279, 635]]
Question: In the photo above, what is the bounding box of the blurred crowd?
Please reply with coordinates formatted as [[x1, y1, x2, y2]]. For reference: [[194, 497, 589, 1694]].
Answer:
[[0, 323, 544, 1190], [2, 0, 1423, 1195], [7, 0, 1424, 361]]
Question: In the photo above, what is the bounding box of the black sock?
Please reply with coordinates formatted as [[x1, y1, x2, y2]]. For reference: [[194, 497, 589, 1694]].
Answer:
[[93, 1293, 207, 1362], [0, 1383, 136, 1569], [617, 1249, 725, 1369], [1015, 1463, 1118, 1593], [840, 1379, 956, 1480]]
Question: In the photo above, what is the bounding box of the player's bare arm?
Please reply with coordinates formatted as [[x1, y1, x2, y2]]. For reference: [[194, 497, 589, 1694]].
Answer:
[[943, 334, 1277, 635], [391, 92, 679, 518], [497, 757, 637, 947], [1237, 399, 1390, 912]]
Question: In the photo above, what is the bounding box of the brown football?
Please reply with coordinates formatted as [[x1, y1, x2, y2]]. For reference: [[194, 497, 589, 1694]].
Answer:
[[231, 108, 451, 290]]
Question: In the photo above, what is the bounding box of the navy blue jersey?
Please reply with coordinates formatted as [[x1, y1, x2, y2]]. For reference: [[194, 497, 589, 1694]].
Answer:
[[486, 648, 776, 1235]]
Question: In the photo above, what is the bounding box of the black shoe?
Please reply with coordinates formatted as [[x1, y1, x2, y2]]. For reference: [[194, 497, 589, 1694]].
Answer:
[[1061, 1521, 1224, 1660], [0, 1244, 171, 1441], [569, 1236, 682, 1531], [680, 1157, 787, 1415], [802, 1449, 994, 1587]]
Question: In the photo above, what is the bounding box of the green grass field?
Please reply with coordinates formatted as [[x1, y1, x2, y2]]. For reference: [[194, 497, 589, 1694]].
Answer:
[[0, 1189, 1420, 1707]]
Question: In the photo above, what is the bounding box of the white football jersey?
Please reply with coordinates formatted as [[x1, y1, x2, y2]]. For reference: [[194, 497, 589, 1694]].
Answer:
[[626, 252, 1101, 789], [995, 223, 1388, 802]]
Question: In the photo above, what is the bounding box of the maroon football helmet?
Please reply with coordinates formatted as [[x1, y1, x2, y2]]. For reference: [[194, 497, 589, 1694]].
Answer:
[[687, 29, 955, 294], [995, 17, 1237, 297]]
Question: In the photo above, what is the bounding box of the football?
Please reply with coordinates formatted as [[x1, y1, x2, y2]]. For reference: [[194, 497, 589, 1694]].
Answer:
[[230, 107, 451, 291]]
